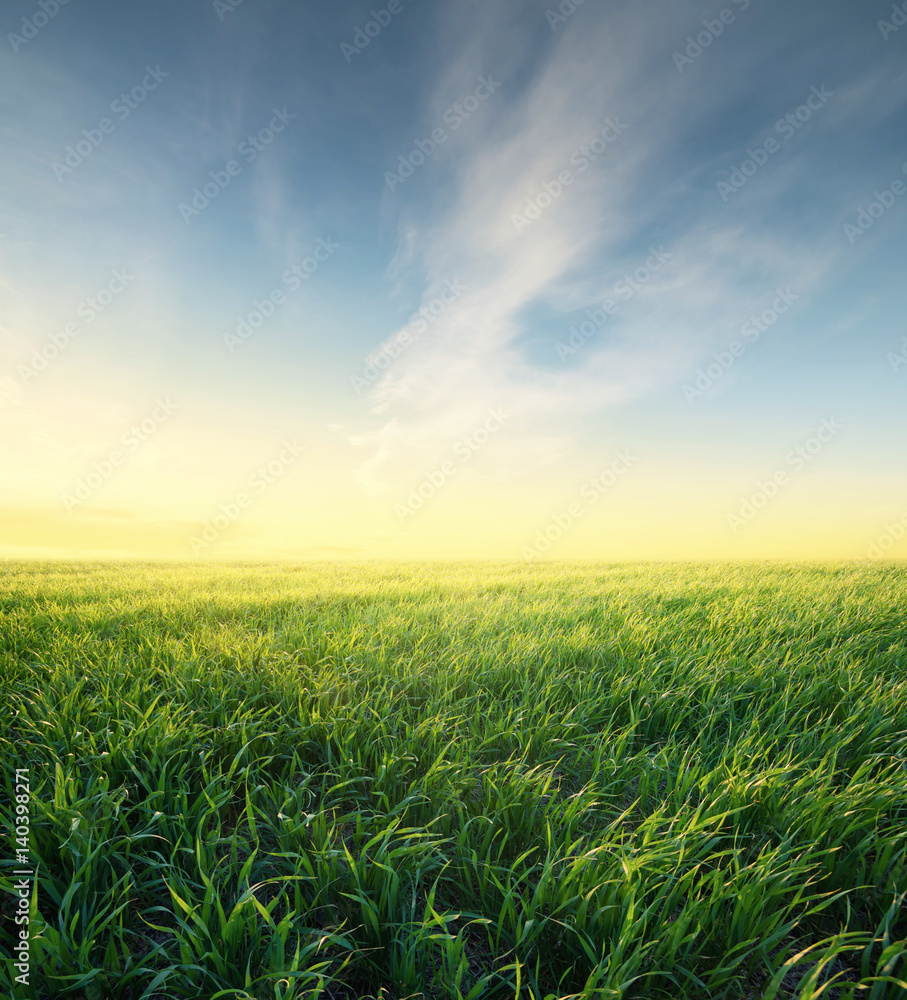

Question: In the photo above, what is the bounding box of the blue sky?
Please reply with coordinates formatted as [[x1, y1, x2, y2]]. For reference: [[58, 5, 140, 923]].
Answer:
[[2, 0, 906, 559]]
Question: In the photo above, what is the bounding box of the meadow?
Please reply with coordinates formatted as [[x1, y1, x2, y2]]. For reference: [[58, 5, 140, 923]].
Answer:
[[0, 560, 905, 999]]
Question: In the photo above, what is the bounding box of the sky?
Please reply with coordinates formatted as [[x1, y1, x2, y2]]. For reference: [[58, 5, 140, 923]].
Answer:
[[1, 0, 906, 562]]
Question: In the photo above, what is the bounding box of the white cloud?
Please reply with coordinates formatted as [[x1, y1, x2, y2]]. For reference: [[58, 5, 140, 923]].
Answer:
[[350, 0, 847, 495]]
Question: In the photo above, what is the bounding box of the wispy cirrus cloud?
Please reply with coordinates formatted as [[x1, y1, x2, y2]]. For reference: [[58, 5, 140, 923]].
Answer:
[[350, 0, 857, 496]]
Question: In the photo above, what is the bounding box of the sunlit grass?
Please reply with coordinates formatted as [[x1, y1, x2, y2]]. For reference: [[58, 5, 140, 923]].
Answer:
[[1, 561, 905, 998]]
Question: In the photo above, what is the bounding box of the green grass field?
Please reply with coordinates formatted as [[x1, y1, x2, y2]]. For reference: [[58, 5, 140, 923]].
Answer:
[[1, 561, 905, 999]]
